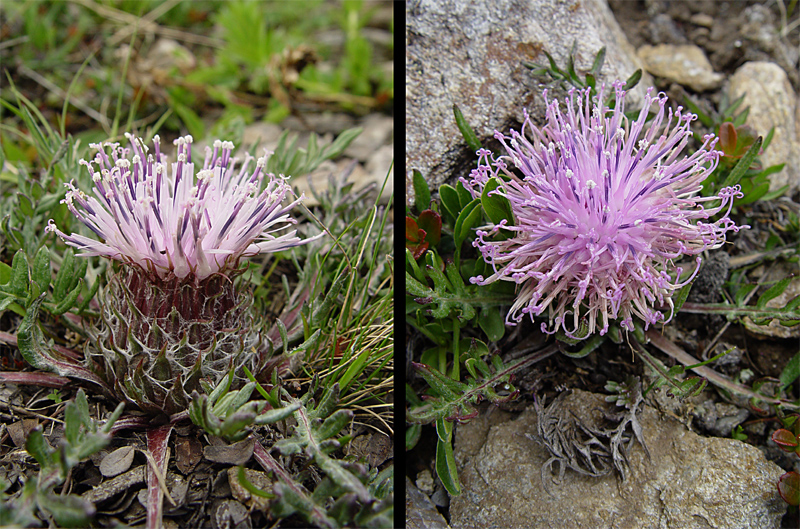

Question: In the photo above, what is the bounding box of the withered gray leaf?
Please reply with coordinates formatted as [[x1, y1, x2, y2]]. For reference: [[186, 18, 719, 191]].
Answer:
[[212, 499, 251, 529], [175, 435, 203, 474], [100, 445, 135, 477], [203, 437, 254, 465]]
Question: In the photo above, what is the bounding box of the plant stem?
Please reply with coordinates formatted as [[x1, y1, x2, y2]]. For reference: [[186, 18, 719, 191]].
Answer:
[[645, 329, 800, 411]]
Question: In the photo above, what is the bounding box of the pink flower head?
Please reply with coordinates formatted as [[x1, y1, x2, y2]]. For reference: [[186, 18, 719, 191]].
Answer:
[[47, 134, 320, 282], [462, 81, 745, 337]]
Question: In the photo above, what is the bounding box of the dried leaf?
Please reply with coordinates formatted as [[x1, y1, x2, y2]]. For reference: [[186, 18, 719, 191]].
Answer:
[[99, 446, 135, 478], [203, 437, 255, 465], [175, 436, 203, 474], [8, 419, 38, 448]]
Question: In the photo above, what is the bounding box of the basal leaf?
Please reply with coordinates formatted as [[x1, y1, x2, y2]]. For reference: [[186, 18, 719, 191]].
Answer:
[[454, 198, 481, 250], [413, 170, 431, 212], [453, 104, 482, 154], [757, 277, 791, 309], [779, 472, 800, 506], [435, 424, 461, 496], [480, 177, 513, 225], [781, 351, 800, 391]]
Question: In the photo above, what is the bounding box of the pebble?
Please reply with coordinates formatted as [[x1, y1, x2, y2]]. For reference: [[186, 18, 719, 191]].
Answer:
[[728, 61, 800, 197], [637, 43, 723, 91]]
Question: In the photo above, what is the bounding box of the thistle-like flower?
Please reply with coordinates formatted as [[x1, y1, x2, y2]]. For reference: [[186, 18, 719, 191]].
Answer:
[[463, 82, 744, 338], [47, 134, 319, 413]]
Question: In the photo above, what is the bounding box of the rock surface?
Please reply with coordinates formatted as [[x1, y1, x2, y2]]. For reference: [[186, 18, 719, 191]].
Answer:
[[407, 477, 451, 529], [450, 390, 786, 529], [405, 0, 652, 206], [727, 61, 800, 197], [637, 43, 724, 92]]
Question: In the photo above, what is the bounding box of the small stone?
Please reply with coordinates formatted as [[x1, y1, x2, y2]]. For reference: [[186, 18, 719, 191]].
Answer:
[[637, 44, 723, 91], [406, 477, 451, 529], [649, 14, 687, 45], [707, 402, 750, 438], [344, 114, 393, 162], [728, 61, 800, 196], [689, 13, 714, 28], [416, 469, 435, 494]]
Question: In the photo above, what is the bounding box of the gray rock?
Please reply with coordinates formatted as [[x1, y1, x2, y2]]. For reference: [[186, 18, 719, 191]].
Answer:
[[728, 62, 800, 197], [637, 43, 724, 91], [649, 13, 688, 45], [344, 114, 394, 162], [451, 390, 786, 529], [406, 0, 652, 206], [407, 477, 451, 529]]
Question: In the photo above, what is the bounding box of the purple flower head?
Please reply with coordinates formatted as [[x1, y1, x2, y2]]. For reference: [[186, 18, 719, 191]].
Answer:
[[47, 134, 320, 282], [462, 82, 745, 337]]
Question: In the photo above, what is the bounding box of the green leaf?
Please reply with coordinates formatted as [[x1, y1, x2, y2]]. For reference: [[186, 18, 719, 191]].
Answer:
[[38, 492, 95, 528], [454, 104, 482, 154], [735, 284, 758, 306], [255, 401, 301, 425], [0, 261, 10, 285], [0, 295, 16, 313], [560, 334, 605, 359], [454, 198, 481, 249], [683, 96, 713, 128], [25, 427, 54, 469], [64, 396, 82, 446], [316, 409, 353, 442], [172, 102, 205, 140], [413, 170, 431, 212], [542, 50, 566, 79], [51, 280, 82, 316], [623, 69, 642, 90], [235, 466, 275, 499], [478, 305, 505, 342], [414, 362, 464, 400], [17, 294, 49, 370], [589, 46, 606, 76], [720, 137, 762, 189], [722, 93, 746, 119], [439, 184, 461, 224], [757, 277, 791, 309], [17, 193, 34, 218], [323, 127, 362, 160], [406, 423, 421, 451], [456, 181, 473, 210], [8, 250, 29, 298], [480, 177, 513, 225], [566, 42, 580, 85], [435, 422, 461, 496], [781, 351, 800, 391], [672, 282, 693, 313], [53, 248, 76, 303], [32, 246, 50, 295]]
